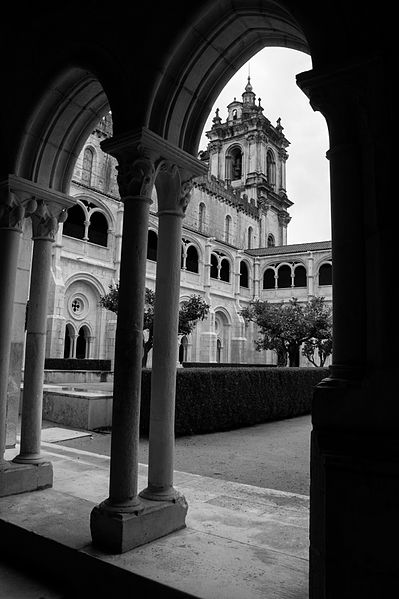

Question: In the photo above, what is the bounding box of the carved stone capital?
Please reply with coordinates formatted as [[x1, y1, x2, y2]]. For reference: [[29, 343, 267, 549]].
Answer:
[[31, 200, 69, 241], [116, 156, 156, 200], [0, 186, 37, 231], [179, 179, 194, 214]]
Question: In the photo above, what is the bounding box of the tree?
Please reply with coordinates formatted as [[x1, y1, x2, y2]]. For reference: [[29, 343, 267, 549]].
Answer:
[[99, 283, 209, 367], [241, 297, 332, 367]]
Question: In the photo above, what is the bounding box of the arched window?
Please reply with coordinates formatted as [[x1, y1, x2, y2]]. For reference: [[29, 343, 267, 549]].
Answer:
[[232, 108, 237, 120], [266, 150, 276, 187], [319, 262, 332, 285], [210, 253, 218, 279], [263, 268, 275, 289], [63, 324, 74, 358], [225, 215, 232, 243], [82, 147, 94, 185], [240, 261, 249, 288], [147, 230, 158, 261], [247, 226, 253, 249], [267, 233, 275, 248], [220, 258, 230, 282], [277, 264, 292, 288], [294, 265, 307, 287], [63, 204, 85, 240], [88, 211, 108, 246], [230, 147, 242, 180], [186, 245, 199, 273], [226, 146, 242, 181], [103, 157, 112, 193], [76, 326, 89, 359], [198, 203, 206, 233]]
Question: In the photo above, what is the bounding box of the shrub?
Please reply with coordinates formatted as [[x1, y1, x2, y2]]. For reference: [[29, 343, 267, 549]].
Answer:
[[44, 358, 111, 371], [140, 366, 329, 437]]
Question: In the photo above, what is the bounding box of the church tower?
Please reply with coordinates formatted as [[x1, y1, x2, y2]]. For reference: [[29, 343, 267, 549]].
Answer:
[[205, 77, 293, 246]]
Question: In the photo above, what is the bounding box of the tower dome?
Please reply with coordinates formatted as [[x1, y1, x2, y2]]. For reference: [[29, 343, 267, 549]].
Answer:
[[242, 76, 256, 106]]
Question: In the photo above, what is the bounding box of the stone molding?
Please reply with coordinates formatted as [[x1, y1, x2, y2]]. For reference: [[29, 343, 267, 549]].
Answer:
[[101, 127, 207, 183]]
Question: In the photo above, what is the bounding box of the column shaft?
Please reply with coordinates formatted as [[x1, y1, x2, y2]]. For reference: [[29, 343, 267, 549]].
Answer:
[[107, 196, 151, 509], [141, 211, 183, 499], [329, 143, 365, 376], [0, 228, 21, 462], [14, 238, 52, 463]]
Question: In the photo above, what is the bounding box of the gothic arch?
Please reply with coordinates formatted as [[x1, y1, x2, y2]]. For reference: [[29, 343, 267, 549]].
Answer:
[[14, 68, 111, 192], [148, 1, 309, 153]]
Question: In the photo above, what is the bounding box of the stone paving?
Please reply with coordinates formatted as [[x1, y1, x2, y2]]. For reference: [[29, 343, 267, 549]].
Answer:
[[1, 428, 309, 598]]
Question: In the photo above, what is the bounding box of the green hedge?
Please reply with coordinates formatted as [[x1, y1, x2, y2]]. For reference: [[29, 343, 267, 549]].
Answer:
[[44, 358, 111, 371], [140, 366, 329, 437]]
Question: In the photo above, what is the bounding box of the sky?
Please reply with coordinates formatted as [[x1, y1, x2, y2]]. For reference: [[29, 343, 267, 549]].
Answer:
[[198, 47, 331, 245]]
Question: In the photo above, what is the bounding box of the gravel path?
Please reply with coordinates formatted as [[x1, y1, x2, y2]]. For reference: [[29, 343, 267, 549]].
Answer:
[[56, 414, 312, 495]]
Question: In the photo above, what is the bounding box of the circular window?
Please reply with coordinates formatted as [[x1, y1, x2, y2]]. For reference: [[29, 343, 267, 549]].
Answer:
[[68, 294, 88, 320]]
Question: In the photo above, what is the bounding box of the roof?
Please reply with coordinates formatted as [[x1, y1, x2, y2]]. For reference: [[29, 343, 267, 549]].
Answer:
[[246, 240, 332, 257]]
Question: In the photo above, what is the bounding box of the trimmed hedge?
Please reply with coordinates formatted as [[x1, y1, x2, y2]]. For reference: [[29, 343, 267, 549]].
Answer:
[[140, 366, 329, 437], [44, 358, 111, 371]]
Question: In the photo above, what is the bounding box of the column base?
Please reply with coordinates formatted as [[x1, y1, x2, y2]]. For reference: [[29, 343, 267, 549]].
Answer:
[[0, 460, 53, 498], [90, 492, 188, 554]]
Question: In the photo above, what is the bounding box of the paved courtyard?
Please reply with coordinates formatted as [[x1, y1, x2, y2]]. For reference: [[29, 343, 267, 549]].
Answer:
[[1, 414, 311, 597]]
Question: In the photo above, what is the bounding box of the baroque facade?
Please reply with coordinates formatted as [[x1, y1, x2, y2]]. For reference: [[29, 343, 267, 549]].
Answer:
[[46, 79, 332, 367]]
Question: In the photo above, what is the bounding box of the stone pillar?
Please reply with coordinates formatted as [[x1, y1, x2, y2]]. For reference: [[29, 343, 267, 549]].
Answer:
[[297, 61, 389, 597], [253, 257, 260, 299], [95, 152, 155, 517], [307, 251, 314, 298], [0, 189, 32, 465], [0, 176, 74, 497], [90, 128, 206, 554], [140, 166, 191, 501], [14, 199, 69, 465]]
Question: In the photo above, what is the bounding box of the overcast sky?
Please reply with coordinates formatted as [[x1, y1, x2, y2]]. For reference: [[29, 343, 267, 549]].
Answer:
[[199, 47, 331, 245]]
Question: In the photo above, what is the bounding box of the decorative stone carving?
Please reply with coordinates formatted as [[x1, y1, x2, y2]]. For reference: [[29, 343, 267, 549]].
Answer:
[[0, 192, 37, 231], [31, 200, 68, 241], [179, 179, 193, 214], [116, 156, 155, 199]]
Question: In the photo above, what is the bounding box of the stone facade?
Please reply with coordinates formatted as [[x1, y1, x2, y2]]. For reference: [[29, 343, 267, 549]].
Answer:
[[46, 82, 332, 368]]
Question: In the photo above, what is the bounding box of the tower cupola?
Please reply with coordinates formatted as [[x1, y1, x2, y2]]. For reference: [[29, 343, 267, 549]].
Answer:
[[242, 76, 256, 107]]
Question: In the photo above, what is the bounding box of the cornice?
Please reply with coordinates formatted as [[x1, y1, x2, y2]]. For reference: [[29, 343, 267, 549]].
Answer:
[[101, 127, 208, 180]]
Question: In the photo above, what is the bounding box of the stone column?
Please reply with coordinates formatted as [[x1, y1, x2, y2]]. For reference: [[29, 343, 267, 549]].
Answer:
[[70, 333, 78, 358], [0, 189, 33, 465], [297, 62, 381, 597], [253, 257, 260, 299], [91, 127, 207, 554], [140, 166, 191, 501], [307, 251, 314, 298], [101, 154, 155, 512], [14, 200, 68, 465]]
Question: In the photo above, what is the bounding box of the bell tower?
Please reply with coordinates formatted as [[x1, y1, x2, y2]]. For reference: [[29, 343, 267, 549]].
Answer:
[[205, 77, 293, 245]]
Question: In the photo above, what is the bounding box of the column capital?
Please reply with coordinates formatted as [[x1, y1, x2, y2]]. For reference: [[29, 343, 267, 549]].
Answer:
[[0, 177, 37, 231], [101, 127, 207, 193], [1, 175, 75, 238], [30, 199, 69, 241]]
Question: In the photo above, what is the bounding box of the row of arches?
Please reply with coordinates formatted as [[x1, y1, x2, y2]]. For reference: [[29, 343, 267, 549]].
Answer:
[[148, 229, 331, 289], [263, 262, 332, 289], [63, 199, 109, 247], [63, 323, 92, 359]]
